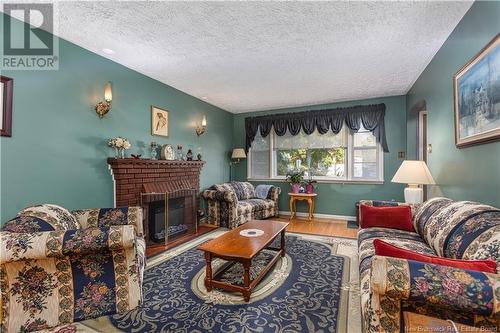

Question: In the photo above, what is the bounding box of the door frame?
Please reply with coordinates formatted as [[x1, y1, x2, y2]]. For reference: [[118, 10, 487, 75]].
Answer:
[[418, 111, 427, 162]]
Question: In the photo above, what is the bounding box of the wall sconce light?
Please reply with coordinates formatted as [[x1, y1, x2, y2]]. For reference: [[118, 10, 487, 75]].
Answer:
[[196, 115, 207, 136], [95, 82, 113, 118]]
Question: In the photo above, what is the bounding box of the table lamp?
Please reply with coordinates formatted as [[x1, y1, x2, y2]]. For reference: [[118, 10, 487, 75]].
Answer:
[[391, 160, 435, 204]]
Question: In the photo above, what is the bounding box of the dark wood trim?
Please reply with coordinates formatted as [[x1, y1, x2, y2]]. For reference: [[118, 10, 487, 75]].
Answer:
[[145, 225, 217, 257], [453, 33, 500, 148], [1, 76, 13, 137]]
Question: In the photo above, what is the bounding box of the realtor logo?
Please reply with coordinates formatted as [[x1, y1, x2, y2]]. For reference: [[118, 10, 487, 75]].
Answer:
[[1, 3, 59, 70]]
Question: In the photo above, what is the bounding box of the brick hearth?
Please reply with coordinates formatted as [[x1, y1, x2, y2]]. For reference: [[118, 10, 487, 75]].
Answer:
[[107, 158, 205, 207]]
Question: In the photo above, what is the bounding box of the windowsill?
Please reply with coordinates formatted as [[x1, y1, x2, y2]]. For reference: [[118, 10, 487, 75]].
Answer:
[[246, 178, 384, 185]]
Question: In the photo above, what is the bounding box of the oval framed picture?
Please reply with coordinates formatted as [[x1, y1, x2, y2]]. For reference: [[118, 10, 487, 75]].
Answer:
[[161, 144, 175, 160]]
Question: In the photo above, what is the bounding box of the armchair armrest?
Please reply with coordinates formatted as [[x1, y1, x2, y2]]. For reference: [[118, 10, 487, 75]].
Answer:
[[202, 189, 238, 203], [0, 225, 136, 264], [71, 206, 143, 236], [268, 186, 281, 202], [371, 255, 500, 317]]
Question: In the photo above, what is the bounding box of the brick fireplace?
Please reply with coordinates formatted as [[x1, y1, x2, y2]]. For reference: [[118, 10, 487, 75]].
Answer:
[[107, 158, 205, 247], [107, 158, 205, 207]]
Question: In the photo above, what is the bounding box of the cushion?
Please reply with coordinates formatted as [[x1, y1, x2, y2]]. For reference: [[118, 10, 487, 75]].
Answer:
[[360, 204, 414, 232], [374, 239, 497, 273], [229, 181, 255, 200], [16, 204, 79, 230]]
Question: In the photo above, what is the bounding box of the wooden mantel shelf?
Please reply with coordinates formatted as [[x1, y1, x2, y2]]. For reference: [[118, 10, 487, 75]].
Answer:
[[107, 158, 205, 167]]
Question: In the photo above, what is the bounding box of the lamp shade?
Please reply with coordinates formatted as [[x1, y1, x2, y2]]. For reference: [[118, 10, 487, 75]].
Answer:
[[391, 160, 435, 185], [231, 148, 246, 159]]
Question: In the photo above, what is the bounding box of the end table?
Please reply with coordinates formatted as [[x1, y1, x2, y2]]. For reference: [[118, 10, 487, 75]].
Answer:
[[288, 193, 317, 220]]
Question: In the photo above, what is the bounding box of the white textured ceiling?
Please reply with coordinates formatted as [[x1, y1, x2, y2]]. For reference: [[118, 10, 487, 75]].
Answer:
[[55, 1, 472, 113]]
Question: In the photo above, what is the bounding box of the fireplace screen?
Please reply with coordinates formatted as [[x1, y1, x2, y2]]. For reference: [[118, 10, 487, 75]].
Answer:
[[141, 189, 197, 246]]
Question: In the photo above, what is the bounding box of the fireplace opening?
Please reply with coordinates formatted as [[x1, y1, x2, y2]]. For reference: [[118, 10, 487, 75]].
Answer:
[[141, 181, 197, 247], [148, 197, 190, 243]]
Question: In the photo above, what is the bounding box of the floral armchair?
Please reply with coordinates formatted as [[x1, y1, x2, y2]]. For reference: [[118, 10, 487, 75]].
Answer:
[[0, 204, 145, 333], [203, 181, 281, 229]]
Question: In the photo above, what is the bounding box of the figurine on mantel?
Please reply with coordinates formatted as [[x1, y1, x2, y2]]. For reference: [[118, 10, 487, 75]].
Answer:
[[150, 141, 158, 160], [186, 149, 193, 161], [176, 145, 184, 160], [197, 153, 202, 161]]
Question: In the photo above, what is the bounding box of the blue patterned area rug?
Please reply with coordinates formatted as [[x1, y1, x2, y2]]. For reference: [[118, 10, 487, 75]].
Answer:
[[51, 231, 361, 333]]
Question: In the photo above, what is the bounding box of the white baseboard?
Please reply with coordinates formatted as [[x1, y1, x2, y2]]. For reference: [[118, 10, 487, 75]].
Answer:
[[278, 211, 356, 222]]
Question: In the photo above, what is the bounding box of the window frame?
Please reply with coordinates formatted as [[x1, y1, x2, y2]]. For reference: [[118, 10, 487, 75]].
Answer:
[[247, 128, 384, 184]]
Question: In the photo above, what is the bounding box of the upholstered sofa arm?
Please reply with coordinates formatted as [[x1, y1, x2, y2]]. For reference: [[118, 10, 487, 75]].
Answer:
[[0, 225, 136, 264], [202, 189, 238, 203], [371, 255, 500, 317], [268, 186, 281, 202], [71, 206, 143, 236]]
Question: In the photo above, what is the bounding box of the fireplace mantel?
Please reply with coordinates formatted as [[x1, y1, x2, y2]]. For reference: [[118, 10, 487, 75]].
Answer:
[[107, 158, 205, 207]]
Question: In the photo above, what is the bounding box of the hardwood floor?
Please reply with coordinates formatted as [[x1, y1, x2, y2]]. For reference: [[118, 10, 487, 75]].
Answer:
[[145, 216, 358, 257], [277, 216, 359, 239]]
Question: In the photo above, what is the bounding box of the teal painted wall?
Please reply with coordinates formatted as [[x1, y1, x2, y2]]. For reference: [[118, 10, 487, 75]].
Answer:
[[232, 96, 407, 217], [406, 1, 500, 207], [0, 14, 234, 222]]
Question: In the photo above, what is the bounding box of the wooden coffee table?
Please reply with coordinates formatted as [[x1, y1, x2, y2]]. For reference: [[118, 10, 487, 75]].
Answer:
[[198, 220, 289, 302]]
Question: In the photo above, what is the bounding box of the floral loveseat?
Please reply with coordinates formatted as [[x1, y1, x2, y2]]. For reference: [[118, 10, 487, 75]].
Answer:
[[358, 197, 499, 333], [203, 181, 281, 229], [0, 204, 145, 333]]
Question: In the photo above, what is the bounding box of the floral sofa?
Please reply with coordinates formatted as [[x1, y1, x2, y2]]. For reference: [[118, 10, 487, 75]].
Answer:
[[203, 181, 281, 229], [358, 197, 499, 333], [0, 204, 145, 333]]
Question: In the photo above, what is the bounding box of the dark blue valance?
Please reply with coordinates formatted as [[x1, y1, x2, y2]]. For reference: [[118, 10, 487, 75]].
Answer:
[[245, 103, 388, 153]]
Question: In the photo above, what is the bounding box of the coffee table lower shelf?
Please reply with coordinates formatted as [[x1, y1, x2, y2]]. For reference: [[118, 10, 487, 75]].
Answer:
[[203, 232, 285, 302]]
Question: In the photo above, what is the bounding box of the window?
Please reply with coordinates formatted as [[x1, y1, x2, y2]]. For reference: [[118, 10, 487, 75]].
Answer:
[[248, 131, 270, 179], [248, 125, 383, 182], [352, 127, 380, 179]]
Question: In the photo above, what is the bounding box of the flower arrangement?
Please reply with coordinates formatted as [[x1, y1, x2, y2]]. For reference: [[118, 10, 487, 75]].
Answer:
[[108, 137, 131, 150], [286, 170, 304, 193], [108, 137, 131, 158]]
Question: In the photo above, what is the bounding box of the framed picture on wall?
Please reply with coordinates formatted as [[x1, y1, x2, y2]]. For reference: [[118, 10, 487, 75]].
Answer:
[[151, 106, 169, 137], [1, 76, 13, 137], [453, 33, 500, 148]]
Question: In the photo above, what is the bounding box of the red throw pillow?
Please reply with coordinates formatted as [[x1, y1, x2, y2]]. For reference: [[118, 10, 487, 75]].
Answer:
[[373, 239, 497, 273], [359, 204, 414, 232]]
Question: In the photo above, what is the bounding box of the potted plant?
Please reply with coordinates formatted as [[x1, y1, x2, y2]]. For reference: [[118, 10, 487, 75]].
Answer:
[[286, 170, 304, 193]]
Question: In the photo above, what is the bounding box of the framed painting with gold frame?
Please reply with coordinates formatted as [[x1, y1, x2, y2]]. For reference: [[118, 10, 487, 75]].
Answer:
[[151, 106, 169, 137], [453, 33, 500, 148]]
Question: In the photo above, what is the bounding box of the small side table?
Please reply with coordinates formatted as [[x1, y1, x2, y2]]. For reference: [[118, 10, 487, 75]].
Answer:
[[288, 193, 317, 220]]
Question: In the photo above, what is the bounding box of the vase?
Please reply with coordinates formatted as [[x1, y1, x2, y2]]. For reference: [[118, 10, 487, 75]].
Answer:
[[119, 148, 125, 159], [291, 183, 301, 193], [177, 147, 184, 160], [306, 184, 314, 194], [151, 146, 158, 160], [114, 147, 120, 159]]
